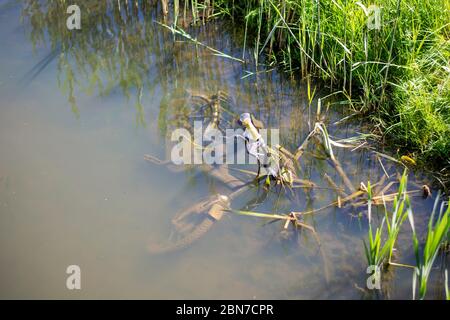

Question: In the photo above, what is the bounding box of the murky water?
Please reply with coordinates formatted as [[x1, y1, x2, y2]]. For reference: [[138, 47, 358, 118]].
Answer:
[[0, 1, 447, 299]]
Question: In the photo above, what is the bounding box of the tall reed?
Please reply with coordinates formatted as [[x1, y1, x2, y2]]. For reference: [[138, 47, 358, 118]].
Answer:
[[363, 170, 412, 269], [410, 192, 450, 300], [175, 0, 450, 187]]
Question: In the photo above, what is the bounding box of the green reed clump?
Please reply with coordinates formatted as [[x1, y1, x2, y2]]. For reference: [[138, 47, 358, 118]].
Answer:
[[363, 170, 412, 269], [362, 171, 450, 299], [363, 180, 388, 268], [383, 170, 413, 264], [178, 0, 450, 187], [388, 38, 450, 168], [410, 192, 450, 300]]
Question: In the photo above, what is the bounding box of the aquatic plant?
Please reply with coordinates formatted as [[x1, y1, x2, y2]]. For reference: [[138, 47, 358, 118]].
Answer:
[[383, 171, 413, 264], [176, 0, 450, 188], [410, 192, 450, 300], [363, 170, 413, 270], [363, 179, 388, 268]]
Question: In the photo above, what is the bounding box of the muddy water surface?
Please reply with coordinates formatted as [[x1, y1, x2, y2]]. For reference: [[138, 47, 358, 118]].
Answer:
[[0, 1, 445, 299]]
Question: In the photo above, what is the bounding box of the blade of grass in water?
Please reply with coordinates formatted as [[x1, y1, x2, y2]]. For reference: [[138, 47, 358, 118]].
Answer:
[[363, 170, 413, 271], [156, 22, 245, 63], [227, 209, 295, 221]]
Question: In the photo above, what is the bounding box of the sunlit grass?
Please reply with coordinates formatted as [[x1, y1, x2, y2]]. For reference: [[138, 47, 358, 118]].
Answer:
[[361, 170, 450, 299], [410, 192, 450, 299], [178, 0, 450, 186], [363, 170, 412, 269]]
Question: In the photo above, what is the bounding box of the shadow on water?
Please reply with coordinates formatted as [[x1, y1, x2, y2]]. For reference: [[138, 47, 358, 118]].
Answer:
[[0, 0, 446, 299]]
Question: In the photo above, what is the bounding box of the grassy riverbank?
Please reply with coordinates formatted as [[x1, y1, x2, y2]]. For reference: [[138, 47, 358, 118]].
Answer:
[[178, 0, 450, 187]]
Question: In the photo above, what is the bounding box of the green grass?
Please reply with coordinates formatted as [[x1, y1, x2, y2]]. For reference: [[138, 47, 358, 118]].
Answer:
[[383, 171, 413, 263], [363, 179, 388, 268], [361, 170, 449, 299], [181, 0, 450, 187], [389, 38, 450, 167], [363, 170, 412, 269], [410, 191, 450, 299]]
